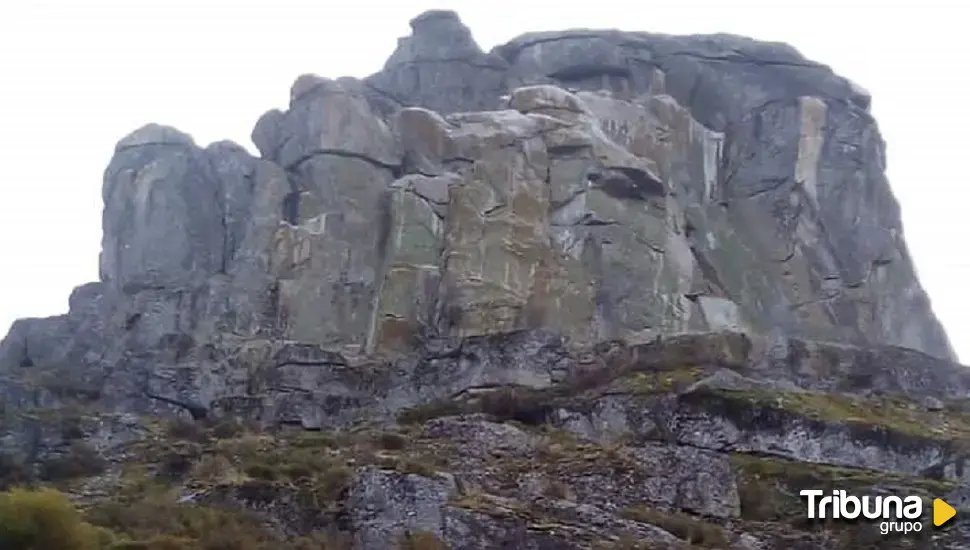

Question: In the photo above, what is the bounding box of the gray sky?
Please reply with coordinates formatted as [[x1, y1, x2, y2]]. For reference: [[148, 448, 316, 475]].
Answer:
[[1, 0, 967, 361]]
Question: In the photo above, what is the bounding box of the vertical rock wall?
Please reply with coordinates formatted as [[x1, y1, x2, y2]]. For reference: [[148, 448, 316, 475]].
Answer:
[[0, 9, 955, 422]]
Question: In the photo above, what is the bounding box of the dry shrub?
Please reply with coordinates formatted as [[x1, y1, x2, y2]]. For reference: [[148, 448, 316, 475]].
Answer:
[[398, 530, 449, 550], [0, 487, 115, 550]]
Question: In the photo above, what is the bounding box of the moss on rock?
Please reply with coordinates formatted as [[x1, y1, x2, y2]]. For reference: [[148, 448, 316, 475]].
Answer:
[[712, 388, 970, 441], [618, 505, 729, 547]]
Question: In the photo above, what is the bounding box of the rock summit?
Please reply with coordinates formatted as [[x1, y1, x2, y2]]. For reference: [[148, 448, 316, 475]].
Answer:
[[1, 9, 967, 550]]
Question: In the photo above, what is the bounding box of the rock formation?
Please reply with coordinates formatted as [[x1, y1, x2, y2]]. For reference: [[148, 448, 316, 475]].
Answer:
[[1, 9, 967, 549]]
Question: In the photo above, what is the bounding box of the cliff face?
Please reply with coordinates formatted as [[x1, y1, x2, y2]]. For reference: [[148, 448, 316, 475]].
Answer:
[[1, 9, 968, 550]]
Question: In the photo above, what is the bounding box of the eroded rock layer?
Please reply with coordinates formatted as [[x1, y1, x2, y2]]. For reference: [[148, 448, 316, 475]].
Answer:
[[0, 9, 966, 550]]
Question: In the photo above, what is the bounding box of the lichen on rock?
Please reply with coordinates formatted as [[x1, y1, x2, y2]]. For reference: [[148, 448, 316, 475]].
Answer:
[[0, 8, 967, 550]]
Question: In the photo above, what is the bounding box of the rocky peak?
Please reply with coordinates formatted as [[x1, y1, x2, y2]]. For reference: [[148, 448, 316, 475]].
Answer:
[[114, 123, 196, 151], [0, 9, 966, 550], [386, 9, 484, 65]]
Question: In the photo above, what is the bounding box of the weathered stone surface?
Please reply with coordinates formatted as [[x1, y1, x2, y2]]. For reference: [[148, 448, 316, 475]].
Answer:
[[366, 10, 508, 116], [13, 10, 949, 361], [360, 13, 950, 360], [0, 9, 964, 550], [101, 126, 225, 289], [348, 468, 457, 550]]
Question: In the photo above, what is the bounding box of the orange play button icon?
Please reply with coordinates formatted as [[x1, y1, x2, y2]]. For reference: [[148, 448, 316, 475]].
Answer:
[[934, 498, 956, 527]]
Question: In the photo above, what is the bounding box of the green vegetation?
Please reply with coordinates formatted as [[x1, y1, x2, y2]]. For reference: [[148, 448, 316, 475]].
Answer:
[[613, 366, 707, 394], [81, 482, 351, 549], [0, 488, 115, 550], [396, 387, 557, 426], [397, 363, 712, 427], [702, 387, 970, 442], [0, 485, 355, 550], [0, 419, 455, 550], [397, 400, 468, 425], [39, 442, 107, 482], [730, 452, 952, 548], [731, 452, 954, 524], [5, 346, 962, 550], [619, 505, 729, 547], [87, 489, 279, 549]]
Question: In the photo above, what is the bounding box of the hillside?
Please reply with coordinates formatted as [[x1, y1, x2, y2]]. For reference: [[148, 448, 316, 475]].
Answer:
[[0, 9, 966, 549]]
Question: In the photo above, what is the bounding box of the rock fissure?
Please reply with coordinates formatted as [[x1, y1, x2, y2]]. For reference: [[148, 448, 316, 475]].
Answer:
[[382, 58, 508, 71], [284, 149, 402, 174]]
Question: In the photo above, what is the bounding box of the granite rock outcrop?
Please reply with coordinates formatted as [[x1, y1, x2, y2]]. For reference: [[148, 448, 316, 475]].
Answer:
[[0, 9, 966, 550]]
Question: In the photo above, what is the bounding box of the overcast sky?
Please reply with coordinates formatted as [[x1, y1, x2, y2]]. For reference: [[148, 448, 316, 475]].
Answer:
[[1, 0, 967, 361]]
